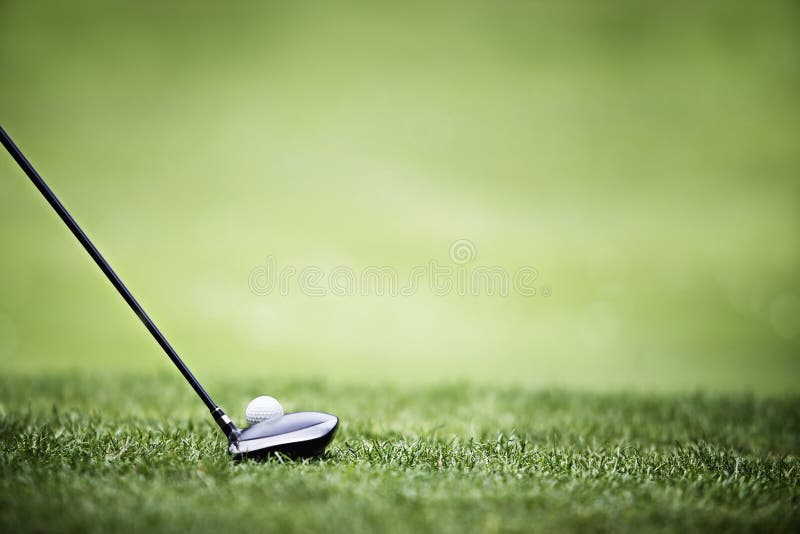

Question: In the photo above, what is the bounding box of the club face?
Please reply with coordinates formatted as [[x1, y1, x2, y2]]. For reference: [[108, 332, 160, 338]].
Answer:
[[229, 411, 339, 460]]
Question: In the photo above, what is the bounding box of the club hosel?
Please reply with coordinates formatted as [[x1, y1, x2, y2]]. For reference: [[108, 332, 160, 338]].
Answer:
[[211, 406, 240, 441]]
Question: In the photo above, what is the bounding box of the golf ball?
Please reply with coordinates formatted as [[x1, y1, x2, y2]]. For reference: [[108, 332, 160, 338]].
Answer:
[[245, 396, 284, 425]]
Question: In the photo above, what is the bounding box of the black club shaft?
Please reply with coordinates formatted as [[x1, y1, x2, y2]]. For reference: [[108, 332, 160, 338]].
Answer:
[[0, 124, 238, 439]]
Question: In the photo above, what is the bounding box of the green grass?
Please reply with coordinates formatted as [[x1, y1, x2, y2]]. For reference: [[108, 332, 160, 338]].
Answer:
[[1, 2, 798, 531], [1, 373, 798, 532]]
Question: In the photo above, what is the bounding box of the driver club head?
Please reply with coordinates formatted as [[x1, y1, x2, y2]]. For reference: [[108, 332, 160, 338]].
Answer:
[[229, 411, 339, 460]]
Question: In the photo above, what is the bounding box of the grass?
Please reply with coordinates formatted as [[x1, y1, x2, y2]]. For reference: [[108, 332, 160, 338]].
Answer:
[[1, 373, 798, 532], [1, 1, 798, 531]]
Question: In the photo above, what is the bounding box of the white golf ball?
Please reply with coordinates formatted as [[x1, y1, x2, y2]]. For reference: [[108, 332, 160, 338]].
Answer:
[[245, 396, 284, 425]]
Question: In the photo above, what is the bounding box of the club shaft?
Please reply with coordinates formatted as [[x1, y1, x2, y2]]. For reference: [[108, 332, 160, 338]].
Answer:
[[0, 125, 237, 437]]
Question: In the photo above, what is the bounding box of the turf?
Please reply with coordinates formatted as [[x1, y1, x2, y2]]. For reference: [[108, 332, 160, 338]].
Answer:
[[1, 374, 798, 533]]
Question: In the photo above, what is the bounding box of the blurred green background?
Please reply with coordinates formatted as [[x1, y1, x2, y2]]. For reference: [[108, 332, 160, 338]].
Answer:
[[1, 0, 798, 393]]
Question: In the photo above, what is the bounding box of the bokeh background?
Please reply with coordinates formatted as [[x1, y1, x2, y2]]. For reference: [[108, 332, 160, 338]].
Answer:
[[1, 0, 798, 396]]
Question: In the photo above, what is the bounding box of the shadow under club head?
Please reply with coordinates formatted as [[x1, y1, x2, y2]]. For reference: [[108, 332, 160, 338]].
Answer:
[[229, 411, 339, 460]]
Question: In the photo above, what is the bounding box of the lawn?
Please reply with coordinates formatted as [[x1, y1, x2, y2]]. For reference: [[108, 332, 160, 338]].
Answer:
[[1, 1, 799, 531], [1, 373, 798, 532]]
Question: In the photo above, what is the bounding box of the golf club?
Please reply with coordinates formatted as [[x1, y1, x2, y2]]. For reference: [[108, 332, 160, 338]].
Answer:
[[0, 124, 338, 460]]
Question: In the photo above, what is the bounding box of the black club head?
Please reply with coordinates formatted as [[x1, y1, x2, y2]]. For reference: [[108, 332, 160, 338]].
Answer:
[[229, 411, 339, 460]]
